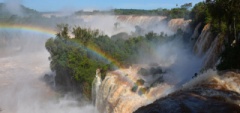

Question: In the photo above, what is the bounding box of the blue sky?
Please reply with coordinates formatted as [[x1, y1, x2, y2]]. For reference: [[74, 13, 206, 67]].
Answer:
[[0, 0, 204, 12]]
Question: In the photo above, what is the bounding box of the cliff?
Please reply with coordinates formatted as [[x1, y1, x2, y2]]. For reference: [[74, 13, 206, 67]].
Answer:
[[93, 22, 237, 113], [193, 24, 225, 69], [193, 24, 214, 56], [95, 68, 240, 113], [168, 18, 191, 32], [94, 67, 172, 113], [74, 15, 191, 36], [134, 71, 240, 113]]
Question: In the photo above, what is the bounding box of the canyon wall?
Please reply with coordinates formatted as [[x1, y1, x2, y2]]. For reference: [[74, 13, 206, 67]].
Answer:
[[74, 15, 191, 36], [93, 22, 230, 113], [135, 70, 240, 113]]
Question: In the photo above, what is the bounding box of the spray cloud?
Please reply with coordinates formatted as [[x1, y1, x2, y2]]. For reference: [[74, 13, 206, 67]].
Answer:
[[0, 29, 95, 113], [4, 0, 23, 16]]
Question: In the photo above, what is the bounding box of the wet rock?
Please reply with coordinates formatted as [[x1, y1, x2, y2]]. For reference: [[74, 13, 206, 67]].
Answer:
[[137, 66, 164, 77], [134, 89, 240, 113], [43, 74, 55, 85], [135, 71, 240, 113]]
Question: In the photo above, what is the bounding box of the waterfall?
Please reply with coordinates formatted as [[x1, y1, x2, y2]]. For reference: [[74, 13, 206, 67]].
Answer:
[[74, 15, 191, 36], [92, 69, 102, 107], [193, 24, 225, 69], [168, 18, 191, 32], [193, 24, 214, 56], [190, 23, 202, 40], [202, 34, 225, 69], [94, 67, 174, 113]]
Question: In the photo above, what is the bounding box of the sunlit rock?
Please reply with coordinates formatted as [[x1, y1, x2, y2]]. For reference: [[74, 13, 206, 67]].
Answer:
[[134, 70, 240, 113], [95, 67, 171, 113]]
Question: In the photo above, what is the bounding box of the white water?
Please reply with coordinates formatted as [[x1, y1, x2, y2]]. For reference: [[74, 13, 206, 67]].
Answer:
[[0, 30, 94, 113], [92, 69, 102, 107]]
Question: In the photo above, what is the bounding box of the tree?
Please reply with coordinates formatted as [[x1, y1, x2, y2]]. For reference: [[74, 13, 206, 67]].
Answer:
[[72, 27, 93, 46], [46, 25, 177, 99], [206, 0, 240, 44], [56, 24, 69, 39], [190, 2, 207, 25], [181, 3, 192, 9]]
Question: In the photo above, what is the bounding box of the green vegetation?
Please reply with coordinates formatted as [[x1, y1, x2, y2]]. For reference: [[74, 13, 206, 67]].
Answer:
[[189, 2, 208, 27], [114, 3, 192, 19], [75, 3, 192, 19], [217, 44, 240, 70], [44, 0, 240, 98], [202, 0, 240, 70], [113, 3, 192, 19], [186, 1, 240, 70], [45, 24, 178, 99], [206, 0, 240, 36]]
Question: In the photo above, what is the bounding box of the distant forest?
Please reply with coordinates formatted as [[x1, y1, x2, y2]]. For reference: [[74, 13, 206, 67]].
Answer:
[[75, 3, 193, 19]]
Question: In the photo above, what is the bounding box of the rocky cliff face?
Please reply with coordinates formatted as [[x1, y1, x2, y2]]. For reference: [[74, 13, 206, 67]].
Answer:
[[94, 67, 172, 113], [116, 15, 167, 26], [95, 69, 240, 113], [134, 70, 240, 113], [168, 18, 191, 32]]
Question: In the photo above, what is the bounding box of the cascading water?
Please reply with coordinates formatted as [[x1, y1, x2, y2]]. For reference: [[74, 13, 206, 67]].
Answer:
[[74, 15, 191, 36], [0, 14, 195, 113], [93, 36, 204, 113], [92, 69, 102, 107], [202, 34, 224, 69], [1, 8, 238, 113], [132, 23, 240, 113], [92, 22, 240, 113], [193, 24, 214, 56], [193, 24, 225, 70]]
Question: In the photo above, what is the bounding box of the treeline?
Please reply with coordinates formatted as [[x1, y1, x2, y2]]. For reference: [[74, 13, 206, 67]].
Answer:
[[114, 6, 191, 19], [75, 3, 192, 19], [45, 25, 179, 99], [189, 0, 240, 70], [115, 3, 192, 19]]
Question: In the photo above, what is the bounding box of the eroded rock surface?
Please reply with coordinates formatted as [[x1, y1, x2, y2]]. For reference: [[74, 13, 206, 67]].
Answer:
[[134, 71, 240, 113]]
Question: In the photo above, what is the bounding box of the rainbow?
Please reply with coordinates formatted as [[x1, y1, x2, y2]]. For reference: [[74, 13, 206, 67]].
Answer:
[[65, 39, 123, 69], [0, 23, 56, 37], [87, 44, 123, 69], [0, 23, 122, 69]]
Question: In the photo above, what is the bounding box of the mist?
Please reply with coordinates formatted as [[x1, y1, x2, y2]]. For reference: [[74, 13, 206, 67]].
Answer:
[[137, 37, 203, 86], [0, 30, 95, 113], [0, 1, 196, 113], [3, 0, 23, 16], [159, 39, 202, 85]]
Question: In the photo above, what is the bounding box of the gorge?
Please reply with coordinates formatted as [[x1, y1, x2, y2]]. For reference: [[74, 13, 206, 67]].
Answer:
[[1, 1, 240, 113], [92, 22, 240, 113]]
